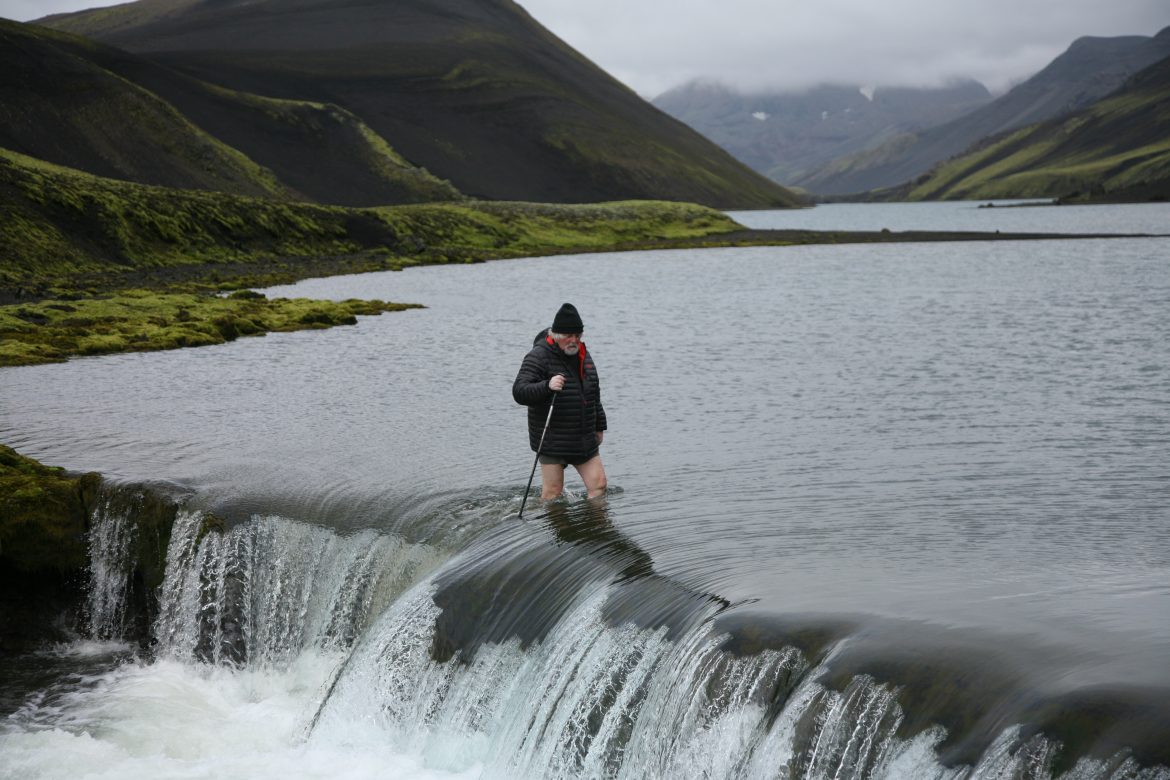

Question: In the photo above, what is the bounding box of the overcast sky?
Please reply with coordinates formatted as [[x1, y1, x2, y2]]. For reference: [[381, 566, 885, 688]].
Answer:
[[3, 0, 1167, 97]]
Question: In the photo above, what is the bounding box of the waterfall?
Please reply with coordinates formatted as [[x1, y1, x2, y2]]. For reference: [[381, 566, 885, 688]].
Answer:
[[309, 579, 1157, 780], [304, 561, 1170, 780], [153, 510, 445, 666], [77, 504, 1170, 780], [84, 495, 138, 641]]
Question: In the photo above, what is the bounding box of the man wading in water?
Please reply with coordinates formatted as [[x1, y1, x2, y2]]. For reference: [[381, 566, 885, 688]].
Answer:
[[513, 303, 608, 500]]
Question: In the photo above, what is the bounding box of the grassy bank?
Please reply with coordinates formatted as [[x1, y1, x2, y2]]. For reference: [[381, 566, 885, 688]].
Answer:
[[0, 444, 96, 651], [3, 147, 1153, 367], [0, 148, 741, 298], [0, 290, 420, 367], [0, 147, 741, 365]]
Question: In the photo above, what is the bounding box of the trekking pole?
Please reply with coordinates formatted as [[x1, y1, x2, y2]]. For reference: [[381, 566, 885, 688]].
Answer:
[[519, 390, 557, 519]]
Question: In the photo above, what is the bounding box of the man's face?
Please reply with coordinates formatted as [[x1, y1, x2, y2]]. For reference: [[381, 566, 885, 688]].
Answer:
[[554, 332, 581, 355]]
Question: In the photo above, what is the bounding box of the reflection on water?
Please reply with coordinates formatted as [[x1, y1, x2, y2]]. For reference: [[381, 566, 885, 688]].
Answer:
[[543, 499, 655, 583]]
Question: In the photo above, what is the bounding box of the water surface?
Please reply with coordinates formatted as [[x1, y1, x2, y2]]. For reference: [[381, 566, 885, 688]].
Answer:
[[2, 205, 1168, 778], [728, 200, 1170, 235]]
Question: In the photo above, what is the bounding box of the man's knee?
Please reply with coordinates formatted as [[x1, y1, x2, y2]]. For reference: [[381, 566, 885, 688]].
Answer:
[[579, 458, 607, 496]]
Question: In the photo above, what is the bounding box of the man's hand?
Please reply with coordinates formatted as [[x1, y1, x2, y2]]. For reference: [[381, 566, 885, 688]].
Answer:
[[549, 374, 566, 392], [596, 431, 604, 444]]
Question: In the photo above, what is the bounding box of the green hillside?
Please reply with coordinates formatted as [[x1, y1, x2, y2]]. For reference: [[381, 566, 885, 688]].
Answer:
[[0, 146, 743, 364], [0, 146, 740, 294], [127, 84, 464, 206], [0, 19, 290, 199], [900, 54, 1170, 202], [38, 0, 801, 209], [37, 0, 202, 37], [0, 19, 462, 206]]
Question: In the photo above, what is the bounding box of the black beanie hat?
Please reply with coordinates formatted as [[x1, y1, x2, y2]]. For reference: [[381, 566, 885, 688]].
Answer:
[[552, 302, 584, 333]]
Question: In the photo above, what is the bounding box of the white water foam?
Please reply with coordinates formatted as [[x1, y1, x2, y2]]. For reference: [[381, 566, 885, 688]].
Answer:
[[5, 642, 1161, 780], [0, 653, 480, 780], [10, 509, 1168, 780], [3, 510, 469, 780]]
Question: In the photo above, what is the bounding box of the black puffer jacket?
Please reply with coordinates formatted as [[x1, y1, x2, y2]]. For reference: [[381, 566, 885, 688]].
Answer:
[[513, 330, 607, 460]]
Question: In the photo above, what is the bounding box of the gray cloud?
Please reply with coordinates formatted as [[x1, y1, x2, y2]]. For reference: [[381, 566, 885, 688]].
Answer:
[[516, 0, 1169, 96], [1, 0, 121, 22], [3, 0, 1166, 97]]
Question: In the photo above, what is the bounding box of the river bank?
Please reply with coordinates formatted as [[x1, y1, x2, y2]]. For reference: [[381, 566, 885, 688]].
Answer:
[[7, 145, 1163, 367], [2, 223, 1150, 367]]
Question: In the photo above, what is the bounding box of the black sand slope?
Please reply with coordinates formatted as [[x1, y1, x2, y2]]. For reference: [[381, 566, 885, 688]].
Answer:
[[1, 18, 462, 205], [39, 0, 801, 208], [0, 19, 288, 198]]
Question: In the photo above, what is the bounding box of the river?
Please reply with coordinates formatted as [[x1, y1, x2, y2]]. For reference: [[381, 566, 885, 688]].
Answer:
[[2, 201, 1168, 779]]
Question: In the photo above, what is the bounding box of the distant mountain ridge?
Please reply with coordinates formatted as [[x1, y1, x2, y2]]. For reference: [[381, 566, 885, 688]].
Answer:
[[794, 28, 1170, 195], [36, 0, 799, 208], [882, 51, 1170, 203], [653, 80, 992, 187]]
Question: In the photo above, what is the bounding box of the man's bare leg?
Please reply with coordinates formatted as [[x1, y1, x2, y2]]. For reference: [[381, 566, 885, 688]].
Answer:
[[575, 455, 608, 498], [540, 462, 565, 500]]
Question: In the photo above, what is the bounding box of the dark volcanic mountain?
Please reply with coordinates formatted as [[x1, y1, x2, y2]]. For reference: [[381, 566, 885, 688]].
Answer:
[[39, 0, 799, 208], [795, 28, 1170, 195], [0, 20, 286, 199], [0, 19, 460, 205], [653, 80, 992, 186]]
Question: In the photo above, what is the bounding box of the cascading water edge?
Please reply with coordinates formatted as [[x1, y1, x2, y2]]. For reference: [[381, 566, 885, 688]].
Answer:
[[3, 493, 1169, 780]]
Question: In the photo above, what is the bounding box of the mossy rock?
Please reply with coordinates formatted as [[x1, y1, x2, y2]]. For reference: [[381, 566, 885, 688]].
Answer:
[[0, 446, 227, 647], [0, 444, 98, 572]]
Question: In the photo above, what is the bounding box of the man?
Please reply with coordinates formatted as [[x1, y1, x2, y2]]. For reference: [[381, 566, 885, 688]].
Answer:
[[513, 302, 608, 500]]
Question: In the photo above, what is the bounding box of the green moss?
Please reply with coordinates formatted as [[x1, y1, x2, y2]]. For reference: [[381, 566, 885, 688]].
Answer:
[[0, 445, 99, 572], [3, 140, 1082, 366], [0, 444, 230, 648], [0, 290, 423, 366], [371, 199, 740, 257]]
